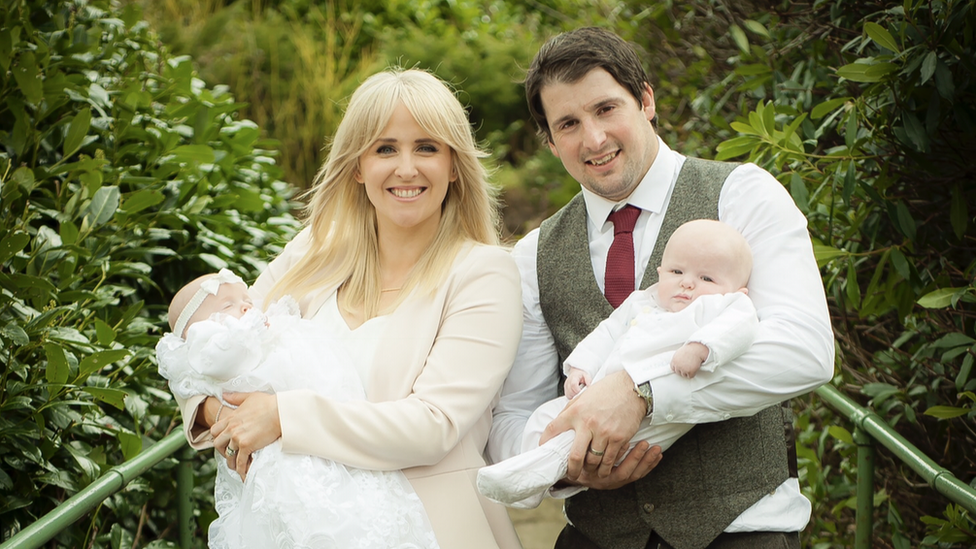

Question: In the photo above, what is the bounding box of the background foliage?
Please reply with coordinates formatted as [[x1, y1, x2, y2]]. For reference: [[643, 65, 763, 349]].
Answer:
[[1, 0, 973, 547], [0, 1, 299, 546]]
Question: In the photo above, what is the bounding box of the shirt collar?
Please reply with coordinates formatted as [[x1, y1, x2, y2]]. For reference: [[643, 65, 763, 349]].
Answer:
[[581, 137, 677, 232]]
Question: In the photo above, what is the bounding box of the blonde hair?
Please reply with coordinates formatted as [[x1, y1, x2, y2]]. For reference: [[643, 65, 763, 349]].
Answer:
[[266, 68, 500, 318]]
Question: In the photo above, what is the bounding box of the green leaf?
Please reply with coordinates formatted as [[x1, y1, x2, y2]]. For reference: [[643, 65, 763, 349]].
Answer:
[[0, 29, 12, 72], [0, 231, 30, 264], [729, 121, 762, 136], [1, 323, 29, 346], [121, 189, 164, 214], [923, 406, 971, 419], [12, 166, 36, 192], [77, 349, 130, 381], [836, 62, 897, 82], [118, 431, 143, 461], [171, 144, 216, 164], [957, 355, 973, 392], [82, 186, 120, 228], [917, 288, 959, 309], [842, 162, 856, 205], [716, 136, 758, 160], [932, 332, 976, 348], [889, 247, 910, 280], [845, 111, 858, 150], [44, 343, 70, 385], [846, 259, 861, 308], [81, 387, 127, 410], [64, 107, 92, 157], [94, 319, 116, 345], [934, 60, 955, 100], [900, 111, 928, 152], [864, 22, 900, 53], [789, 172, 808, 213], [742, 19, 769, 38], [813, 244, 846, 267], [894, 201, 917, 240], [811, 97, 851, 120], [59, 221, 79, 246], [920, 51, 937, 84], [729, 25, 750, 55], [12, 51, 43, 105], [828, 425, 853, 445]]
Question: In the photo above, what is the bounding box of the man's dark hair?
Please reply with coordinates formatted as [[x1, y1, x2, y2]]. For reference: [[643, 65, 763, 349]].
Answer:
[[524, 27, 651, 143]]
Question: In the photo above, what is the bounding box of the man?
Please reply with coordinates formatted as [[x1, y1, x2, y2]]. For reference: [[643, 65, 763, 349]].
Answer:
[[487, 27, 834, 549]]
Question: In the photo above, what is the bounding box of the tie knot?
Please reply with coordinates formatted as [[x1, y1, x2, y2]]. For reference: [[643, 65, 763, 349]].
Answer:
[[608, 205, 641, 235]]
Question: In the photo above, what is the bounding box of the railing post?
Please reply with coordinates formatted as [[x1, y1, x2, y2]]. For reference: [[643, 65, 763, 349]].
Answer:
[[854, 425, 875, 549], [176, 445, 195, 548]]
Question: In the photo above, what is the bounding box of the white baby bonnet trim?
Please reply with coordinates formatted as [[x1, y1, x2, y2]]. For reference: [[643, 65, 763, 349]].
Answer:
[[172, 268, 245, 338]]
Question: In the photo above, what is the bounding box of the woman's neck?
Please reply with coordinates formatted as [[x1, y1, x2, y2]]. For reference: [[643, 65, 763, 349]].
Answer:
[[376, 219, 440, 289]]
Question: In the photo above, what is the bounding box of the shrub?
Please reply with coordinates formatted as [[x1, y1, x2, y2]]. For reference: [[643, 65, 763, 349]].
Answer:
[[0, 0, 299, 545], [707, 1, 976, 546]]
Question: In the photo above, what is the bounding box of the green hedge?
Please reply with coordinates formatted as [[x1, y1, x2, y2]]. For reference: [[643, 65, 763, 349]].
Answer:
[[0, 1, 298, 545], [702, 2, 975, 546]]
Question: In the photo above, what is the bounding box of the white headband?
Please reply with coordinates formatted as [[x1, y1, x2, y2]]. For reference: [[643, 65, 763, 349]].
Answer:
[[173, 269, 245, 338]]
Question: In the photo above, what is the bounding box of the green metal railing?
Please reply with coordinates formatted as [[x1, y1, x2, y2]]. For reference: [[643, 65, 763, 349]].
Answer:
[[0, 429, 195, 549], [3, 386, 974, 548], [816, 384, 976, 549]]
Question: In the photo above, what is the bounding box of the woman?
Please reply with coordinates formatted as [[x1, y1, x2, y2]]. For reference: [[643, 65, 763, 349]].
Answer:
[[174, 68, 523, 548]]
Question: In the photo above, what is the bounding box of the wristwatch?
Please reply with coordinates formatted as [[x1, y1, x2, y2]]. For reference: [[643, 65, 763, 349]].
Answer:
[[634, 381, 654, 418]]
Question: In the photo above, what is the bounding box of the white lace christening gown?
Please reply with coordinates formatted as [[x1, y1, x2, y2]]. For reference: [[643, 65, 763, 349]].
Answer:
[[156, 299, 439, 548]]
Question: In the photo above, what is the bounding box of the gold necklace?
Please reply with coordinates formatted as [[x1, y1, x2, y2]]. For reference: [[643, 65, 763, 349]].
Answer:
[[380, 288, 402, 293]]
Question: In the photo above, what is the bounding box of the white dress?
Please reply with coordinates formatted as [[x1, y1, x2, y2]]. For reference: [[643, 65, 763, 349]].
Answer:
[[155, 298, 439, 549]]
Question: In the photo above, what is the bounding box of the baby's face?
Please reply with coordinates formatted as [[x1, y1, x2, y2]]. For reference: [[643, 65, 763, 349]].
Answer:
[[656, 246, 744, 312], [185, 281, 254, 330]]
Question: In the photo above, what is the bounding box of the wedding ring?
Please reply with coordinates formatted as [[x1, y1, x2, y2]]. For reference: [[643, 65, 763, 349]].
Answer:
[[588, 446, 606, 457], [226, 447, 237, 457]]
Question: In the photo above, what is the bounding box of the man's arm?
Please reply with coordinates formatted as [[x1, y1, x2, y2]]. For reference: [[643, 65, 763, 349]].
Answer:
[[486, 230, 561, 463]]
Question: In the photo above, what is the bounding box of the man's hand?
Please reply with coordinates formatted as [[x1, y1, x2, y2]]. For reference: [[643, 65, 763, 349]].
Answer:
[[541, 370, 646, 479], [564, 441, 663, 490], [211, 391, 281, 481]]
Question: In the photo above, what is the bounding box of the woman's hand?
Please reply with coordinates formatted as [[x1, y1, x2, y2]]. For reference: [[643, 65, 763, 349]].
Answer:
[[211, 391, 281, 481]]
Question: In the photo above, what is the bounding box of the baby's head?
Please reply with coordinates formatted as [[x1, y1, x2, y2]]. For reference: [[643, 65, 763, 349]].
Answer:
[[167, 269, 253, 338], [656, 220, 752, 312]]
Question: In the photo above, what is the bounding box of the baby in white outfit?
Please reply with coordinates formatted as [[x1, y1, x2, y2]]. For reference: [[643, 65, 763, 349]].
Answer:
[[156, 269, 439, 548], [478, 220, 758, 509]]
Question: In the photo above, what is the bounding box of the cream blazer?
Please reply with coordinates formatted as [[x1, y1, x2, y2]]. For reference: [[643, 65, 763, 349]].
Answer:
[[176, 229, 524, 549]]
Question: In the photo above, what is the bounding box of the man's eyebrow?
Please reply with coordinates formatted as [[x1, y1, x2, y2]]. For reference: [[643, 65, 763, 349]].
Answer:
[[550, 97, 624, 129], [550, 113, 576, 129]]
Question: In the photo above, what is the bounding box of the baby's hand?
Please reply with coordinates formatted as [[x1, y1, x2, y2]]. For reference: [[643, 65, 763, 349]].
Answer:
[[670, 342, 709, 379], [564, 367, 591, 399]]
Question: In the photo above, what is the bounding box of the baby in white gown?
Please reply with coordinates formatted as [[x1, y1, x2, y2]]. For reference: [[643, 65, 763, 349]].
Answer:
[[478, 220, 759, 510], [155, 269, 439, 549]]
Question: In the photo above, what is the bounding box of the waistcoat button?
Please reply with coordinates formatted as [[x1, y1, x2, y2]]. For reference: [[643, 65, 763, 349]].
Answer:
[[642, 503, 655, 514]]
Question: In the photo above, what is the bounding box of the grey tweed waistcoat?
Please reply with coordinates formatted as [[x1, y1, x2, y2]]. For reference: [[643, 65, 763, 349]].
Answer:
[[537, 158, 792, 549]]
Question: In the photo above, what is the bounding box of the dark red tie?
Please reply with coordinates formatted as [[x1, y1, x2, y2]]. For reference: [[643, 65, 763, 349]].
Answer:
[[604, 205, 641, 308]]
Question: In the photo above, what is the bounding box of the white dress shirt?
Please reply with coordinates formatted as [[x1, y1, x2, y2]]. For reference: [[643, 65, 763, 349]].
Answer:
[[487, 139, 834, 532]]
